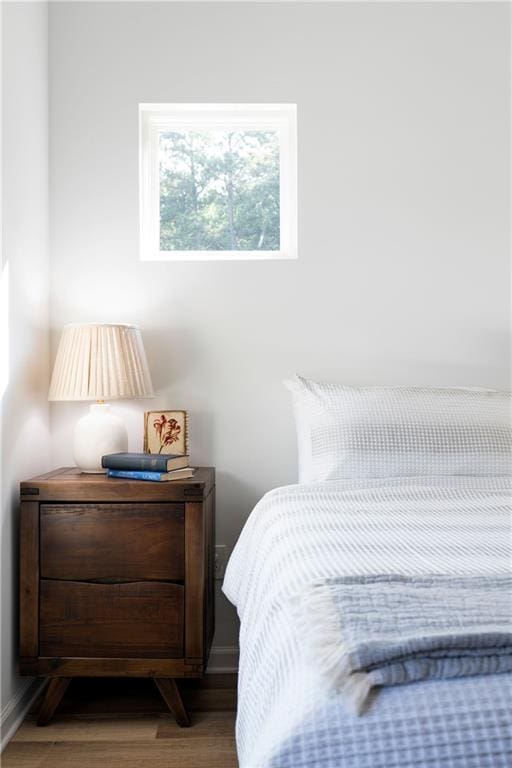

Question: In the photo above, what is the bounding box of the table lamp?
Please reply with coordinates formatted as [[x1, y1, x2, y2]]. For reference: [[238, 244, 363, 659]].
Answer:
[[49, 323, 154, 473]]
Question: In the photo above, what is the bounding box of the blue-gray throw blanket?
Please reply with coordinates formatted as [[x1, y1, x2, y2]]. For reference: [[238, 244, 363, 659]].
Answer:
[[299, 574, 512, 714]]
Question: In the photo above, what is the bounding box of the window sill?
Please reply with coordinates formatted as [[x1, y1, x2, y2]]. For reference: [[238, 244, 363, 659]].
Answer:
[[139, 250, 297, 262]]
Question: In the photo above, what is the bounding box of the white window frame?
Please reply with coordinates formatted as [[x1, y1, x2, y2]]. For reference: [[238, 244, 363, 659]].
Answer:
[[139, 103, 297, 261]]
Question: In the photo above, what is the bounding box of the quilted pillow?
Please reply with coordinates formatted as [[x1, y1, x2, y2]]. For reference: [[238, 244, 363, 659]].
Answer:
[[285, 376, 512, 482]]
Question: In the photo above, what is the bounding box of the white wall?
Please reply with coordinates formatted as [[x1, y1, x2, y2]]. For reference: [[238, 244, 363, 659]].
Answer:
[[1, 1, 50, 745], [48, 1, 511, 654]]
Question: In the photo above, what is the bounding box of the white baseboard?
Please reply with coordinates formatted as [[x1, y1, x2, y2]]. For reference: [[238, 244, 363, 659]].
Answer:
[[207, 645, 239, 673], [0, 678, 46, 752]]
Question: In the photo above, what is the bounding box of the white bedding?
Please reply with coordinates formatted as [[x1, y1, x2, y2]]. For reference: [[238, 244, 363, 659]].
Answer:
[[285, 376, 512, 482], [223, 476, 512, 768]]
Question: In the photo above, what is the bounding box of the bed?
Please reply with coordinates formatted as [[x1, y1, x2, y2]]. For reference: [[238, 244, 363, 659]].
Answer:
[[223, 380, 512, 768]]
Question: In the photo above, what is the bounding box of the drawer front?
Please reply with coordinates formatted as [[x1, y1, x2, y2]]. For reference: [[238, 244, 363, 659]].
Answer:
[[40, 580, 184, 658], [40, 504, 184, 581]]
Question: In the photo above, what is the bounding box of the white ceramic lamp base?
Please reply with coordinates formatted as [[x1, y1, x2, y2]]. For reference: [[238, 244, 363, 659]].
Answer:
[[73, 403, 128, 473]]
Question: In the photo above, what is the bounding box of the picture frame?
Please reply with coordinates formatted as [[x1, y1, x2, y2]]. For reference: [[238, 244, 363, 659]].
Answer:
[[143, 410, 189, 456]]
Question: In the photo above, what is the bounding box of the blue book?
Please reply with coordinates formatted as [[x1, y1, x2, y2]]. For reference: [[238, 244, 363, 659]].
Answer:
[[106, 468, 195, 482], [102, 452, 189, 472]]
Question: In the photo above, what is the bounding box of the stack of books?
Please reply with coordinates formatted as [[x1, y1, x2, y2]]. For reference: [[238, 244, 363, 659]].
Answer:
[[102, 453, 194, 482]]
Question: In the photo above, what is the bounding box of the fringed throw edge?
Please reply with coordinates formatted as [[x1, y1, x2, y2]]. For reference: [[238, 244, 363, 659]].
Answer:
[[292, 584, 374, 715]]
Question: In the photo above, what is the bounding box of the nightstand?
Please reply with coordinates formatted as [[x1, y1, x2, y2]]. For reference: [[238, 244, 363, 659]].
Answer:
[[19, 467, 215, 726]]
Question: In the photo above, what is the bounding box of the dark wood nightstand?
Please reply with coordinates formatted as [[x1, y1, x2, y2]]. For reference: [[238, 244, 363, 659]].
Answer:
[[19, 467, 215, 726]]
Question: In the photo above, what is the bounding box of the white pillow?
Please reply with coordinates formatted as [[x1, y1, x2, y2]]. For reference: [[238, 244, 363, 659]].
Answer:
[[285, 376, 512, 482]]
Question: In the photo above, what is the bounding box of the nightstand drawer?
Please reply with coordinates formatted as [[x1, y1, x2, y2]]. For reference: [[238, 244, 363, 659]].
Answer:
[[40, 503, 184, 581], [40, 580, 184, 658]]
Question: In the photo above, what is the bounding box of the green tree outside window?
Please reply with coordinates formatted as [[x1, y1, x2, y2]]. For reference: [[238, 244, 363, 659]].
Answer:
[[159, 130, 280, 252]]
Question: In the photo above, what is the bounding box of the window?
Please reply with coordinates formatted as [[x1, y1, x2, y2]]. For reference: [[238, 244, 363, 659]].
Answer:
[[139, 104, 297, 261]]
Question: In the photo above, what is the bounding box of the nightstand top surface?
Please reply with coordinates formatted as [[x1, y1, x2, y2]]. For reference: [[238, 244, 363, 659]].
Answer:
[[20, 466, 215, 502]]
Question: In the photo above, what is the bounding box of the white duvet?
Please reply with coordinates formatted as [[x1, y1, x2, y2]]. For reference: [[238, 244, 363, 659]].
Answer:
[[223, 476, 512, 768]]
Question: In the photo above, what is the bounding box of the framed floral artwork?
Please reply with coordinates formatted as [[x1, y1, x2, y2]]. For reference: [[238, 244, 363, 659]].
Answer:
[[143, 410, 189, 455]]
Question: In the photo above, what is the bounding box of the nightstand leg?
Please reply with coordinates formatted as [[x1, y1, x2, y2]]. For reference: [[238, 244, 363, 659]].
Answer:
[[37, 678, 71, 726], [154, 678, 191, 727]]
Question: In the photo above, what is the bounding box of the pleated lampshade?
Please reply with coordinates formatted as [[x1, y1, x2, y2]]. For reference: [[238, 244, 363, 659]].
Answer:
[[49, 323, 154, 401]]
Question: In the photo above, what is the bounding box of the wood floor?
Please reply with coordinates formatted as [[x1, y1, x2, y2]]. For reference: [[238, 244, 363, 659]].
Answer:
[[2, 675, 238, 768]]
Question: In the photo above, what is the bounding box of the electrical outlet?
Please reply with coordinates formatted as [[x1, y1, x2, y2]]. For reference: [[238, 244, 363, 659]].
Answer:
[[214, 544, 228, 580]]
